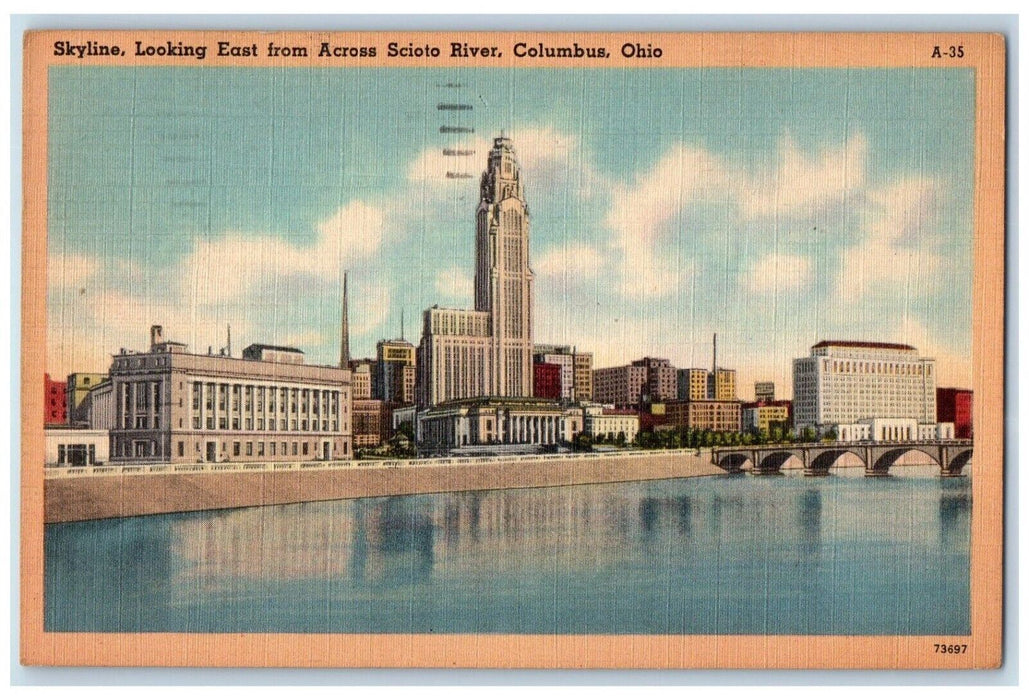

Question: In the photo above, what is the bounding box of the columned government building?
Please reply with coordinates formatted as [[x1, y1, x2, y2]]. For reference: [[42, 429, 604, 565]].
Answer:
[[417, 135, 534, 408], [108, 325, 353, 464]]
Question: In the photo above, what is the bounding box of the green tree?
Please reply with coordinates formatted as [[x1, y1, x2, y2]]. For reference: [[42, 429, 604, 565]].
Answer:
[[573, 432, 593, 452], [396, 420, 415, 442]]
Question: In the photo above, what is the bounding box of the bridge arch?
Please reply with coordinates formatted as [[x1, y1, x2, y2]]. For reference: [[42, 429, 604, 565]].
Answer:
[[870, 447, 941, 475], [944, 448, 973, 476], [755, 451, 802, 474], [806, 448, 867, 476], [716, 452, 752, 473]]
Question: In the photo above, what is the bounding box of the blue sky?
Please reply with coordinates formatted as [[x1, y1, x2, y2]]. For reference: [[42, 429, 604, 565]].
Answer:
[[47, 66, 975, 397]]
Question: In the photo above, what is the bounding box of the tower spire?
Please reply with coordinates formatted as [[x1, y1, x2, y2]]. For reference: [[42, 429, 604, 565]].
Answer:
[[340, 271, 351, 368]]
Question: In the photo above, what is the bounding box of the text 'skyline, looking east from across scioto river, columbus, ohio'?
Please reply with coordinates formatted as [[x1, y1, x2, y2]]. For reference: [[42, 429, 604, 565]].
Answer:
[[53, 39, 662, 61]]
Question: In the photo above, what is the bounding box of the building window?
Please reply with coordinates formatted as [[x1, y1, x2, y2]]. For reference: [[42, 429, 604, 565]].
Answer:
[[258, 442, 265, 457], [292, 442, 298, 456], [245, 442, 253, 456], [233, 442, 240, 456], [270, 442, 276, 456], [302, 442, 309, 456]]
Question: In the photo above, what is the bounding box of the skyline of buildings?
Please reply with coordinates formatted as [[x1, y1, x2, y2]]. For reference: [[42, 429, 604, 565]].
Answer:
[[43, 135, 971, 463], [45, 69, 974, 400]]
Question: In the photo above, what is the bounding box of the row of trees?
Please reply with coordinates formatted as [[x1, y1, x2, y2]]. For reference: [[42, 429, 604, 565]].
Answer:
[[573, 424, 822, 452], [364, 421, 828, 457]]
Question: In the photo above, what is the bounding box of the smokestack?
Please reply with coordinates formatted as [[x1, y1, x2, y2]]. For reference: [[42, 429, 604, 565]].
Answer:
[[226, 324, 232, 357], [150, 325, 164, 350], [340, 270, 351, 368], [712, 333, 717, 373]]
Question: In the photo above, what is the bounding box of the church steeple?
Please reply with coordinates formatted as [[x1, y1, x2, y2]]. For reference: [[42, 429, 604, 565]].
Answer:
[[340, 271, 350, 368]]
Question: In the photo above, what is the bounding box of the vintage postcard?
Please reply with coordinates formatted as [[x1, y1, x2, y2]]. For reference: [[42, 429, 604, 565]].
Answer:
[[20, 30, 1005, 669]]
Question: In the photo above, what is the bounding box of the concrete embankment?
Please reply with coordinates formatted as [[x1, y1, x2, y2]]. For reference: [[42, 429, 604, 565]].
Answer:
[[44, 451, 727, 524]]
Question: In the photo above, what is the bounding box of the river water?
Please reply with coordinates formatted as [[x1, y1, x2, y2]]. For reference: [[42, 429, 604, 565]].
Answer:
[[44, 466, 970, 635]]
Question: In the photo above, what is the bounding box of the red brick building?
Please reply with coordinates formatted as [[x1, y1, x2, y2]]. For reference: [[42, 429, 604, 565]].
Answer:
[[937, 388, 973, 439], [44, 373, 67, 425], [533, 362, 562, 400]]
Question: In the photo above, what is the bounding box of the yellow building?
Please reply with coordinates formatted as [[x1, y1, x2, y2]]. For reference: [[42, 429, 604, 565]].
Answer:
[[741, 400, 793, 433], [66, 372, 107, 424]]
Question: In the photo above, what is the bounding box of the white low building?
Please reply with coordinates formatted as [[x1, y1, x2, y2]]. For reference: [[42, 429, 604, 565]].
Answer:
[[417, 397, 583, 451], [45, 427, 110, 466], [582, 404, 639, 443], [836, 418, 955, 443]]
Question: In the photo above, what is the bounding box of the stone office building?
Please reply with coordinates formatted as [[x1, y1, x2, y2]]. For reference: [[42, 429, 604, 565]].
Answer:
[[792, 340, 937, 434], [108, 325, 353, 464]]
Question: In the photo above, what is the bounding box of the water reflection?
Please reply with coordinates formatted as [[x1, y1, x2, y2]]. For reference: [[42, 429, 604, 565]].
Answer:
[[45, 472, 972, 635], [797, 488, 822, 555]]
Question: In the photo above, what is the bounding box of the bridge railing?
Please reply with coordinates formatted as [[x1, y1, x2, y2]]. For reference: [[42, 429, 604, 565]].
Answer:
[[43, 447, 713, 480], [712, 439, 972, 453]]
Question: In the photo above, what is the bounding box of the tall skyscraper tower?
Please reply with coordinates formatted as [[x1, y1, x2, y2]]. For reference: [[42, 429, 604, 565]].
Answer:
[[416, 135, 535, 407], [474, 135, 534, 397]]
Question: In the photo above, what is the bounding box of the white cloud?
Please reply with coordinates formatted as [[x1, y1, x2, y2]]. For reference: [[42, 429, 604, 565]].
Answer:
[[47, 253, 99, 288], [434, 267, 473, 300], [889, 317, 971, 388], [605, 144, 725, 299], [533, 243, 604, 280], [350, 279, 391, 337], [180, 200, 385, 306], [45, 200, 387, 376], [740, 133, 867, 219], [408, 135, 489, 184], [745, 253, 813, 295], [836, 177, 942, 303]]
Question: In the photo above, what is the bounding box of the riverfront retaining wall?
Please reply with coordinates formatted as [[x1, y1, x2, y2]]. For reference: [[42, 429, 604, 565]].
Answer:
[[44, 451, 726, 523]]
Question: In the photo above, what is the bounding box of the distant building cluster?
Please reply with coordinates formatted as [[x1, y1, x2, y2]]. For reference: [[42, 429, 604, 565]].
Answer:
[[44, 136, 972, 466]]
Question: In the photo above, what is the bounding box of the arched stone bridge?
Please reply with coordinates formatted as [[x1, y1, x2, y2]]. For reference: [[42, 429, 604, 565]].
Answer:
[[711, 440, 973, 477]]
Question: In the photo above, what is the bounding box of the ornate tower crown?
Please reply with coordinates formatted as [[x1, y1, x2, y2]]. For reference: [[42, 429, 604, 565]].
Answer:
[[480, 135, 524, 205]]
